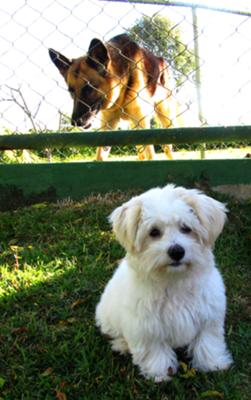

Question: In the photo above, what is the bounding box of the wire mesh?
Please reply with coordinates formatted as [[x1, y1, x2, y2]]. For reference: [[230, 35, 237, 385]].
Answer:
[[0, 0, 251, 162]]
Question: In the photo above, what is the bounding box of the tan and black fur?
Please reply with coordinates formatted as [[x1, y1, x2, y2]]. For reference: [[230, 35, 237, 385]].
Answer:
[[49, 34, 174, 160]]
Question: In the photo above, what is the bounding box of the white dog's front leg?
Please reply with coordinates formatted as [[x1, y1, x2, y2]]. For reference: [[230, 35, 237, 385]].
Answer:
[[130, 342, 178, 382], [189, 324, 233, 372]]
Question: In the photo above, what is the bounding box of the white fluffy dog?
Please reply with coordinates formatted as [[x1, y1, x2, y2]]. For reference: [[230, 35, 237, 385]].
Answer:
[[95, 184, 233, 382]]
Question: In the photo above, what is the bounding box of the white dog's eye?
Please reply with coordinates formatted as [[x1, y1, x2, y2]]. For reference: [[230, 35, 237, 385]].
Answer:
[[149, 227, 162, 238], [180, 224, 192, 234]]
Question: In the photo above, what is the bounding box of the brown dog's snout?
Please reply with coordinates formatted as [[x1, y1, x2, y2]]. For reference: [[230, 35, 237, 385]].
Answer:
[[71, 116, 84, 127], [71, 100, 92, 128], [71, 117, 80, 126], [71, 115, 92, 129]]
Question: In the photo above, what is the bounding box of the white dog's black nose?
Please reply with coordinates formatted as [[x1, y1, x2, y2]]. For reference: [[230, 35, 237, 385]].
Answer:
[[168, 244, 185, 262]]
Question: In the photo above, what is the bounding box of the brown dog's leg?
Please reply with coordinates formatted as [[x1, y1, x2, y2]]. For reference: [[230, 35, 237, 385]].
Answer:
[[145, 145, 155, 160], [130, 112, 155, 161], [96, 110, 121, 161], [96, 147, 111, 161], [162, 144, 173, 160], [135, 145, 155, 161], [155, 101, 173, 160]]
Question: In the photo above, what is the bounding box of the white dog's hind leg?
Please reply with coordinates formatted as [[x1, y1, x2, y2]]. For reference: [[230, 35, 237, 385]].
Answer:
[[131, 342, 178, 382], [189, 325, 233, 372]]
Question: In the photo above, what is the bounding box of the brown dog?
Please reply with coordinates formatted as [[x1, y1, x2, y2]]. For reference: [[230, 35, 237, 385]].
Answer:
[[49, 34, 174, 161]]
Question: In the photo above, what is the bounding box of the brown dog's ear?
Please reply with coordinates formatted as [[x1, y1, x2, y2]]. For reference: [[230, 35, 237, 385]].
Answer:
[[49, 49, 72, 77], [87, 38, 110, 72]]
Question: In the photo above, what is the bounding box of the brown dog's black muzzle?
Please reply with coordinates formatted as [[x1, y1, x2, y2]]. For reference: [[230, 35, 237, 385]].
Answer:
[[71, 115, 92, 128], [71, 99, 91, 128], [71, 98, 103, 128]]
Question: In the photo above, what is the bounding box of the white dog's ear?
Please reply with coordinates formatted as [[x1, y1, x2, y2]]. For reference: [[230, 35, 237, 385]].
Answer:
[[109, 198, 142, 252], [175, 187, 227, 245]]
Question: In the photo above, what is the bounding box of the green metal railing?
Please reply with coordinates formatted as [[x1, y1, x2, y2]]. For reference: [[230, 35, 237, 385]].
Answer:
[[0, 125, 250, 211], [0, 126, 250, 151]]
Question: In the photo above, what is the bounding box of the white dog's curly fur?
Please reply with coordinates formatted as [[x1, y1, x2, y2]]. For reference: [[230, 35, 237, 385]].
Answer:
[[95, 184, 233, 382]]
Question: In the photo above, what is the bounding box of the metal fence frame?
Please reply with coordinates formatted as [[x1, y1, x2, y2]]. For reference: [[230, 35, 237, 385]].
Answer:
[[0, 125, 250, 210], [0, 0, 251, 210]]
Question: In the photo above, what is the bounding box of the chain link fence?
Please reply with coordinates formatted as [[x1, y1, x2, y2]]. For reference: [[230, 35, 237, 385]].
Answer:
[[0, 0, 251, 162]]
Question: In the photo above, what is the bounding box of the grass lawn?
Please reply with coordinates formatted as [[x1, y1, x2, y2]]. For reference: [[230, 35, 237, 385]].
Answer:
[[0, 191, 250, 399]]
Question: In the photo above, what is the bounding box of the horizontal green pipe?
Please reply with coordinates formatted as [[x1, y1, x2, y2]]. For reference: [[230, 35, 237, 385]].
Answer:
[[0, 159, 250, 211], [0, 126, 250, 150]]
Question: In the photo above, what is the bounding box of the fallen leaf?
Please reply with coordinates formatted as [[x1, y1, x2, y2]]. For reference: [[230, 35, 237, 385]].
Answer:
[[200, 390, 224, 399], [180, 362, 188, 372], [0, 377, 5, 389], [8, 239, 18, 245], [66, 317, 77, 324], [31, 203, 47, 209], [179, 362, 196, 379], [11, 326, 29, 335], [41, 367, 53, 377], [180, 368, 196, 379], [60, 380, 67, 389], [56, 390, 67, 400], [70, 299, 85, 309]]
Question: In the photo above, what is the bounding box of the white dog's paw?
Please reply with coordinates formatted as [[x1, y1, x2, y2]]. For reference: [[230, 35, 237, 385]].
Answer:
[[140, 354, 178, 383], [143, 364, 176, 383], [192, 351, 233, 372], [154, 365, 177, 383], [154, 374, 173, 383], [111, 337, 129, 355]]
